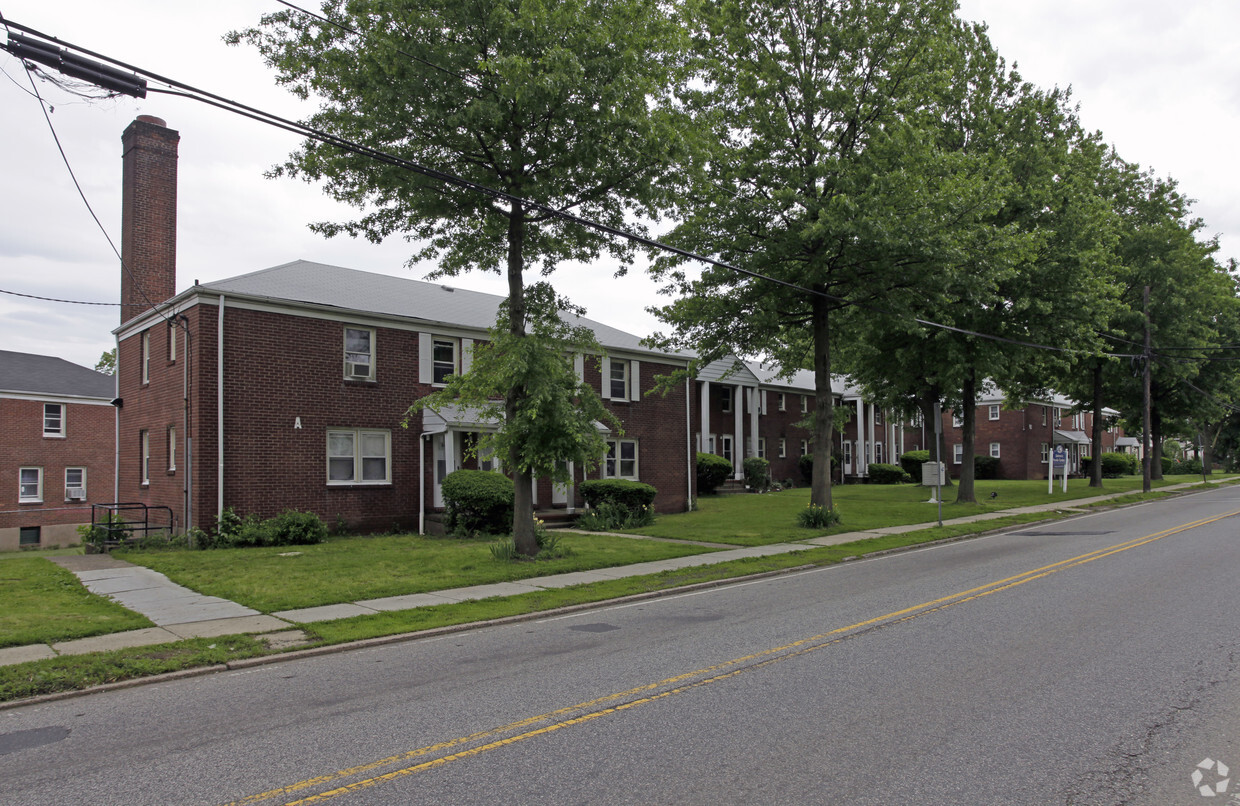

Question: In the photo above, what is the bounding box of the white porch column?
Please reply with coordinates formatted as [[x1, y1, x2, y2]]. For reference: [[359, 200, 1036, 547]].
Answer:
[[855, 398, 866, 476], [748, 387, 760, 461], [868, 403, 877, 465], [444, 431, 458, 477], [567, 461, 575, 514], [733, 384, 744, 479], [700, 380, 711, 453]]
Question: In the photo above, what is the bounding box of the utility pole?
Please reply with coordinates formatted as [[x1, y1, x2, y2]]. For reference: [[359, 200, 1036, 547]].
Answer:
[[1142, 285, 1152, 494]]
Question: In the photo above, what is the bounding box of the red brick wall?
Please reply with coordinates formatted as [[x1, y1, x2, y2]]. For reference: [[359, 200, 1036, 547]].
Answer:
[[583, 357, 692, 513], [0, 397, 115, 545]]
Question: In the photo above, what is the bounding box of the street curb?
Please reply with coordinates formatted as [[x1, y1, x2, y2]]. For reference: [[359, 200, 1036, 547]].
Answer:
[[4, 479, 1235, 709]]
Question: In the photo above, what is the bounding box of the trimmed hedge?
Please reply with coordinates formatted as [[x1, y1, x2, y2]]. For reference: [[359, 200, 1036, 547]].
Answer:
[[899, 450, 931, 478], [579, 479, 657, 511], [442, 469, 514, 536], [797, 452, 841, 485], [743, 457, 771, 492], [973, 455, 999, 480], [867, 463, 911, 484], [697, 452, 733, 495], [1082, 452, 1139, 478], [1171, 458, 1203, 475]]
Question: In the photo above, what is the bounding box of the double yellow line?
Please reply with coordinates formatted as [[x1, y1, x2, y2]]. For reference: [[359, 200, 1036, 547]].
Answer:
[[227, 509, 1240, 805]]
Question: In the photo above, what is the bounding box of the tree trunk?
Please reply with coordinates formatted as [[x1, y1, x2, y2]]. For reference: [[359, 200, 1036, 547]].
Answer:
[[955, 372, 977, 504], [810, 294, 834, 510], [1088, 361, 1104, 488], [505, 201, 538, 557]]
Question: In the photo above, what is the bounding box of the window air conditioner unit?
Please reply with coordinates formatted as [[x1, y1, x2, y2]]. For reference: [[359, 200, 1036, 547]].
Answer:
[[346, 362, 370, 379], [66, 488, 86, 500]]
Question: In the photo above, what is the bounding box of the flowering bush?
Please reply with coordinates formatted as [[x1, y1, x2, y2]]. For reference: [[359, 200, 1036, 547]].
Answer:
[[796, 503, 841, 529]]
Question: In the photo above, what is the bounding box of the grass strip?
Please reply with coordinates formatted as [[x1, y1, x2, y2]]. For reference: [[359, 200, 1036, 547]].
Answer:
[[0, 558, 153, 649], [0, 636, 268, 703]]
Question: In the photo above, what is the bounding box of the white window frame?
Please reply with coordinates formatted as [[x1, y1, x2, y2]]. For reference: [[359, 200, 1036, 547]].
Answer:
[[65, 467, 86, 500], [327, 429, 392, 485], [142, 330, 151, 384], [778, 438, 787, 459], [952, 411, 963, 428], [43, 403, 64, 437], [800, 395, 808, 414], [875, 442, 883, 464], [989, 404, 1000, 421], [1042, 406, 1048, 426], [141, 430, 150, 485], [168, 426, 177, 472], [432, 337, 459, 385], [19, 467, 42, 503], [800, 439, 809, 456], [778, 393, 786, 412], [1041, 442, 1050, 463], [604, 438, 638, 479], [610, 359, 630, 401], [758, 437, 766, 459], [168, 320, 178, 362], [719, 385, 733, 414], [720, 434, 733, 465], [344, 326, 376, 381], [843, 441, 853, 467], [953, 444, 963, 464], [990, 442, 1001, 459]]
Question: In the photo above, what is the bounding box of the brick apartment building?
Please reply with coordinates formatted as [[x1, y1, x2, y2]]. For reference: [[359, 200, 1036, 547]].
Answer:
[[0, 350, 115, 550], [927, 391, 1126, 480], [113, 116, 694, 535]]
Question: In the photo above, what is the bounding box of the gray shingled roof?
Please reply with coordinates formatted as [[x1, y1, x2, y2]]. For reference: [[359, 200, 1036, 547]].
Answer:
[[0, 351, 114, 398], [198, 260, 680, 357]]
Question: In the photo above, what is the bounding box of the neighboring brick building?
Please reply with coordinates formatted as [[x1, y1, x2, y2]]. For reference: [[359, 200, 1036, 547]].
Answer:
[[933, 391, 1126, 480], [0, 351, 115, 550], [113, 117, 694, 535]]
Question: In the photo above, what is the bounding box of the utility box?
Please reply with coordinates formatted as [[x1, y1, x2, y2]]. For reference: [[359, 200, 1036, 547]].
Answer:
[[921, 462, 945, 486]]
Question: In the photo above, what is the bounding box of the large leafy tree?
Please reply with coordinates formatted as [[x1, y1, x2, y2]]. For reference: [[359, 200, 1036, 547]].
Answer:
[[232, 0, 689, 555], [649, 0, 967, 513]]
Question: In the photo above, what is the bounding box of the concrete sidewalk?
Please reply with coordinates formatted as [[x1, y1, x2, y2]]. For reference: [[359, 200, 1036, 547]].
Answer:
[[1, 480, 1227, 668]]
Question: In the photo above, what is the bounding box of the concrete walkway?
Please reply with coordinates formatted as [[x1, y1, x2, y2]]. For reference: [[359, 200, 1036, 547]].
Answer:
[[1, 480, 1229, 668]]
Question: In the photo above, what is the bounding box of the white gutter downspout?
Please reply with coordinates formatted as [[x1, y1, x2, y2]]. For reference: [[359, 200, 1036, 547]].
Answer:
[[686, 376, 693, 510], [419, 433, 427, 535], [217, 296, 225, 522]]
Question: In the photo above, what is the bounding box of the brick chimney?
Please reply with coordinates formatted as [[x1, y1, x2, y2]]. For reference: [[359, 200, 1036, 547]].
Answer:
[[120, 115, 179, 325]]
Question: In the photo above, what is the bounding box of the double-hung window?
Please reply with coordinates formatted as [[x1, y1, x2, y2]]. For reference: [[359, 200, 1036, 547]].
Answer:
[[610, 359, 630, 400], [433, 338, 458, 384], [778, 393, 786, 412], [604, 439, 638, 479], [989, 405, 1001, 421], [344, 327, 375, 380], [19, 467, 42, 503], [141, 430, 150, 485], [142, 330, 151, 384], [43, 403, 64, 437], [952, 411, 963, 428], [778, 438, 787, 458], [168, 426, 177, 472], [990, 442, 1001, 459], [953, 444, 963, 464], [65, 467, 86, 500], [758, 438, 766, 459], [327, 429, 391, 485]]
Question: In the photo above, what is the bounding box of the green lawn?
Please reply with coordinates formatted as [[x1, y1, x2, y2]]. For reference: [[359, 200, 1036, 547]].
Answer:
[[115, 532, 724, 613], [0, 557, 153, 649], [626, 475, 1232, 546]]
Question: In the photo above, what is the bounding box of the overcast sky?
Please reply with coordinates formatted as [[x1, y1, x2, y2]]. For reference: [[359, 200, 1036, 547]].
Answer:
[[1, 0, 1237, 370]]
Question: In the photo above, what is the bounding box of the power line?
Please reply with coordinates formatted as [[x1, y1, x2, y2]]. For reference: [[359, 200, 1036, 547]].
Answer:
[[0, 15, 1220, 365]]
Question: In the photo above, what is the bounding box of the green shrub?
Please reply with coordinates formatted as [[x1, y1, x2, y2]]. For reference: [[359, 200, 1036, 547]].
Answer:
[[973, 455, 999, 480], [867, 463, 911, 484], [899, 450, 930, 478], [798, 451, 841, 484], [1172, 458, 1203, 475], [744, 457, 771, 492], [489, 519, 568, 561], [266, 510, 328, 546], [579, 479, 657, 512], [442, 469, 515, 536], [796, 503, 841, 529], [1160, 456, 1176, 475], [696, 452, 733, 495], [1084, 452, 1139, 478]]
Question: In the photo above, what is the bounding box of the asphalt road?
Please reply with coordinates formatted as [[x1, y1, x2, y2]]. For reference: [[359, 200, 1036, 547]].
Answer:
[[4, 487, 1240, 805]]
